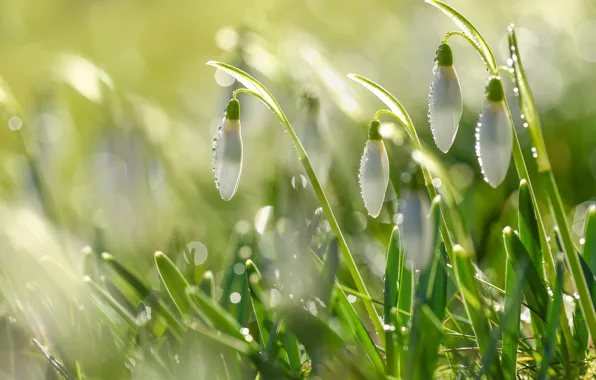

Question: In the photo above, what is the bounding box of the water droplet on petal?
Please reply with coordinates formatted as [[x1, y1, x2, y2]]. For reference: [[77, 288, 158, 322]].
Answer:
[[359, 140, 390, 218], [476, 100, 513, 188], [428, 66, 463, 153]]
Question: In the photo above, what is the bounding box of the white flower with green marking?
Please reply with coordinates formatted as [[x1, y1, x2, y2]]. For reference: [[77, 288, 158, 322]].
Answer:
[[213, 98, 243, 200], [359, 120, 390, 218], [428, 43, 463, 153], [475, 77, 513, 188]]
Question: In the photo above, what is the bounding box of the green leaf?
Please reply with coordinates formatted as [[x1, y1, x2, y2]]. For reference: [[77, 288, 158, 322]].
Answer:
[[84, 276, 138, 329], [406, 197, 447, 380], [538, 258, 564, 380], [384, 226, 401, 377], [518, 179, 544, 276], [155, 251, 193, 317], [425, 0, 497, 70], [501, 256, 526, 379], [319, 239, 339, 307], [101, 252, 184, 338], [582, 205, 596, 274], [503, 228, 548, 323], [245, 260, 275, 349], [451, 245, 504, 379], [186, 286, 247, 343], [507, 26, 550, 172]]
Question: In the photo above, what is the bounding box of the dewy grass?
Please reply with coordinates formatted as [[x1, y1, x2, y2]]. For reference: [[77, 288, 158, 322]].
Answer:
[[3, 1, 596, 379]]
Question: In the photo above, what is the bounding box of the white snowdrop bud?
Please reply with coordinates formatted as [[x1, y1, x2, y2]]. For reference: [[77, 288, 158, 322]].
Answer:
[[359, 120, 390, 218], [213, 98, 243, 200], [428, 43, 463, 153], [475, 77, 513, 188]]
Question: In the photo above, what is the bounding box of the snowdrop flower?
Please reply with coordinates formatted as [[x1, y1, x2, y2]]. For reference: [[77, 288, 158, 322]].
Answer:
[[428, 43, 463, 153], [475, 77, 513, 188], [213, 98, 243, 200], [359, 120, 390, 218]]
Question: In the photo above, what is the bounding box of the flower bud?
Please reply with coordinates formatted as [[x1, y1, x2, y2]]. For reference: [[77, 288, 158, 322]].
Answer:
[[428, 43, 463, 153], [475, 77, 512, 188], [359, 120, 390, 218], [213, 98, 243, 200]]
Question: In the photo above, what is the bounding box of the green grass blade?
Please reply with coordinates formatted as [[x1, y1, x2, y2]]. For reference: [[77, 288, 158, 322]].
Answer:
[[425, 0, 497, 70], [155, 251, 192, 317], [501, 256, 526, 379], [582, 205, 596, 274], [518, 179, 544, 276], [282, 331, 302, 375], [320, 238, 339, 307], [32, 339, 76, 380], [396, 244, 413, 377], [538, 258, 564, 380], [101, 252, 184, 338], [186, 286, 248, 343], [507, 26, 550, 172], [384, 226, 400, 377], [451, 245, 504, 379], [84, 276, 138, 329], [245, 259, 274, 348]]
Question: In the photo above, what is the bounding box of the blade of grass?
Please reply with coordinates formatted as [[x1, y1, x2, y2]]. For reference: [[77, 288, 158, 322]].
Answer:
[[501, 256, 527, 379], [384, 226, 400, 378], [84, 276, 138, 329], [155, 251, 193, 318], [583, 205, 596, 273], [451, 245, 504, 379], [538, 257, 564, 380], [101, 252, 184, 338]]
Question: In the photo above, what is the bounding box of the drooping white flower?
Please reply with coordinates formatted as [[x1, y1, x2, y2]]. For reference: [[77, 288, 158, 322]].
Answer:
[[428, 43, 463, 153], [475, 77, 513, 188], [359, 120, 390, 218], [213, 98, 243, 200], [401, 191, 432, 271]]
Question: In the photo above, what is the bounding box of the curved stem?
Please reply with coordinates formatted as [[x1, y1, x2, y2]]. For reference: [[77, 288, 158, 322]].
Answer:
[[233, 89, 386, 344], [443, 31, 495, 72]]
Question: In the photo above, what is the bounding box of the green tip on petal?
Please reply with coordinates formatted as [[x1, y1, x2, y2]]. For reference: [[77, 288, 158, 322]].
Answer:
[[226, 98, 240, 120], [485, 77, 504, 102], [368, 120, 382, 140], [436, 43, 454, 66]]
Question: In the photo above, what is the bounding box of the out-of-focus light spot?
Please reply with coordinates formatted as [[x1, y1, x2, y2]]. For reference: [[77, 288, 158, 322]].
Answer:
[[233, 262, 245, 275], [574, 20, 596, 62], [448, 163, 474, 192], [240, 327, 249, 335], [186, 241, 208, 265], [8, 116, 22, 131], [393, 213, 404, 225], [255, 205, 273, 235], [215, 27, 239, 51], [214, 68, 235, 87], [235, 220, 251, 234], [270, 289, 281, 308], [347, 295, 357, 304], [400, 172, 412, 183], [244, 38, 280, 79], [58, 54, 113, 103], [238, 246, 252, 259], [230, 292, 241, 304], [432, 178, 442, 188], [580, 238, 586, 245]]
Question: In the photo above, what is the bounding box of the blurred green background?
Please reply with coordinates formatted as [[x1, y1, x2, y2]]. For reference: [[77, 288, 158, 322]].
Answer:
[[1, 0, 596, 377]]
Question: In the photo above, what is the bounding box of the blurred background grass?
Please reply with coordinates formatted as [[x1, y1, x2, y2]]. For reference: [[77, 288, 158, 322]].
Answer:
[[1, 0, 596, 377]]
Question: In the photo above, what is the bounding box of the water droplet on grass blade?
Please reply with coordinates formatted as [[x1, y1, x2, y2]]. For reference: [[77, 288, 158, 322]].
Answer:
[[428, 43, 463, 153]]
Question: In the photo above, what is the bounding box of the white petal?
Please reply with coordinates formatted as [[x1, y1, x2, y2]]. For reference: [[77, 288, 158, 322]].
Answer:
[[476, 100, 513, 188], [428, 65, 463, 153], [401, 191, 432, 271], [213, 119, 243, 200], [359, 140, 390, 218]]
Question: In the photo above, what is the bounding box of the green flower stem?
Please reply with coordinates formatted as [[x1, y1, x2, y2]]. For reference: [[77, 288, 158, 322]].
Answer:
[[374, 109, 472, 257], [231, 87, 386, 344]]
